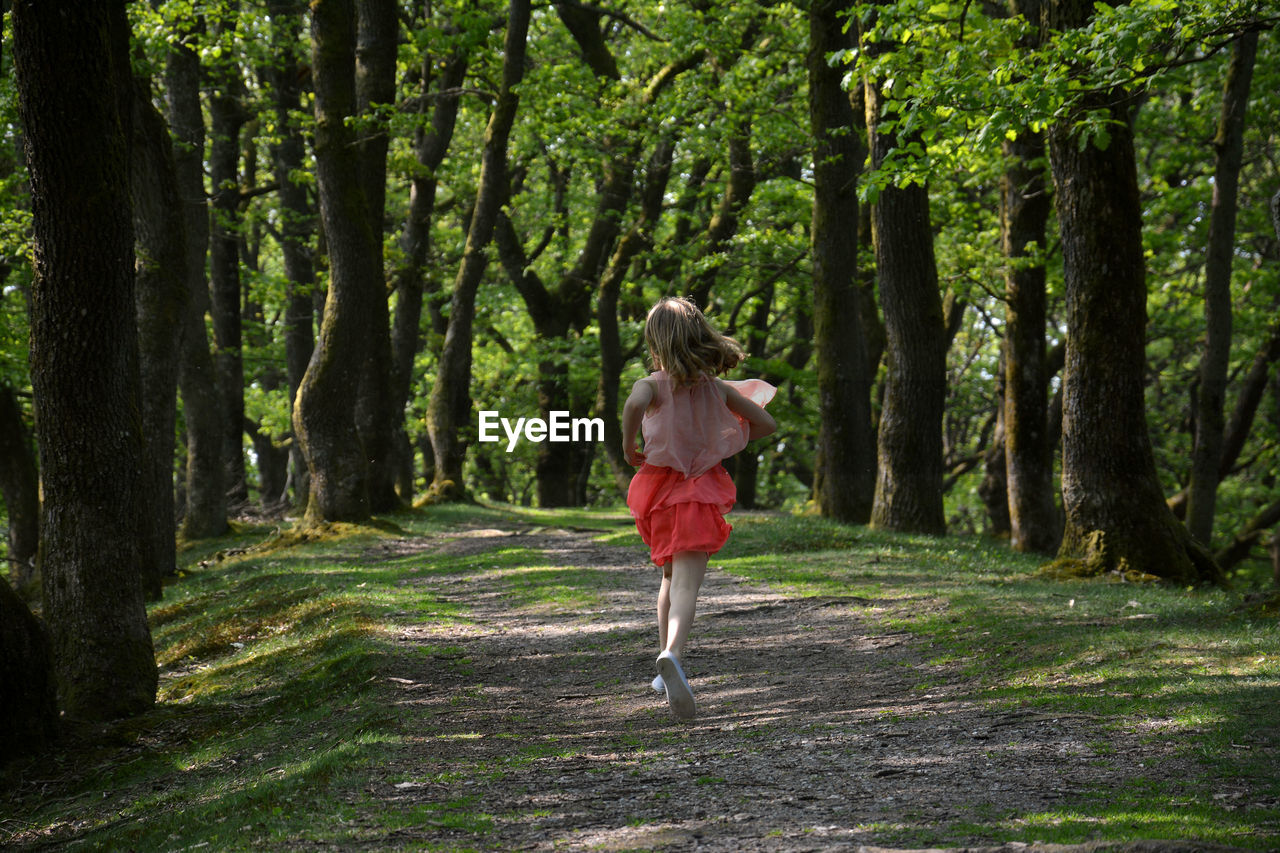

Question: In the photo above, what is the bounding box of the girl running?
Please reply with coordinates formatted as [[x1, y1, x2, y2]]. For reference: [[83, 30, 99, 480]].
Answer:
[[622, 297, 776, 720]]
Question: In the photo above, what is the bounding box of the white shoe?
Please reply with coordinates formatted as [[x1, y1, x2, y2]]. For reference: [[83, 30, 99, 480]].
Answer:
[[656, 651, 695, 720], [651, 674, 665, 692]]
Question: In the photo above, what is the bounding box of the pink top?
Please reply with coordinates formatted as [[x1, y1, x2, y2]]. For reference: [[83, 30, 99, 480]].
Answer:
[[640, 370, 777, 477]]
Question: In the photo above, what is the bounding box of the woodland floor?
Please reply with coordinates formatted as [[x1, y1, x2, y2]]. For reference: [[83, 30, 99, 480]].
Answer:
[[349, 524, 1263, 852]]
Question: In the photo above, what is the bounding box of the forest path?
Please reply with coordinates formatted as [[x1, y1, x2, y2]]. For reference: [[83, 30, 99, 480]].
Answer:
[[359, 525, 1215, 851]]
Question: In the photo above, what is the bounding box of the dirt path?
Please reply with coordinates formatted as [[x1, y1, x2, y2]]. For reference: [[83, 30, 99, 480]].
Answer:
[[361, 527, 1235, 851]]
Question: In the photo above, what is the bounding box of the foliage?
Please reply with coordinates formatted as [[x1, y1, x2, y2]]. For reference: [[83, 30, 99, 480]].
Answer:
[[0, 0, 1275, 564]]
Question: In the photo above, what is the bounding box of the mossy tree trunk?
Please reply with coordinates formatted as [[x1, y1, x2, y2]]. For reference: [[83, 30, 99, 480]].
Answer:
[[426, 0, 530, 501], [131, 85, 189, 599], [295, 0, 393, 522], [809, 0, 875, 524], [1046, 0, 1222, 585], [166, 25, 229, 540], [13, 0, 158, 719], [1186, 31, 1258, 545]]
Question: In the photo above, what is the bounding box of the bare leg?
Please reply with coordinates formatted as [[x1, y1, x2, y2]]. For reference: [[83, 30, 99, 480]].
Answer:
[[663, 550, 708, 659], [656, 570, 672, 653]]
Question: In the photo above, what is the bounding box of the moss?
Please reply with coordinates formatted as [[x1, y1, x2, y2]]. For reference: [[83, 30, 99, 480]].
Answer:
[[250, 519, 404, 556]]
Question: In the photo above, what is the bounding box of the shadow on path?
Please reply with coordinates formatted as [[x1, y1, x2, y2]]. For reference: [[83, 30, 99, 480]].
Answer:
[[359, 527, 1249, 852]]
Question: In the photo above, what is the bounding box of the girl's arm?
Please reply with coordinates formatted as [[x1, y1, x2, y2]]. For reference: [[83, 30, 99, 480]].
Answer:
[[621, 378, 653, 466], [719, 380, 777, 440]]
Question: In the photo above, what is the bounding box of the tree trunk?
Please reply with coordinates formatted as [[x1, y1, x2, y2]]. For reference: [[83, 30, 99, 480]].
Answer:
[[0, 578, 58, 762], [166, 26, 228, 540], [1168, 315, 1280, 518], [0, 386, 39, 589], [497, 48, 699, 506], [426, 0, 530, 501], [809, 0, 875, 524], [864, 72, 947, 534], [208, 32, 250, 507], [295, 0, 391, 521], [1001, 126, 1059, 553], [353, 0, 401, 512], [1045, 0, 1221, 585], [390, 48, 468, 499], [596, 138, 676, 495], [13, 0, 158, 719], [978, 360, 1012, 537], [131, 84, 189, 599], [267, 2, 317, 510], [1186, 31, 1258, 545], [687, 130, 756, 311], [1214, 497, 1280, 572]]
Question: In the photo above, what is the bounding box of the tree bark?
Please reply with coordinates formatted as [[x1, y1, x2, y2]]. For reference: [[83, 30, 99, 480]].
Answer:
[[426, 0, 530, 501], [0, 578, 57, 762], [1214, 497, 1280, 572], [295, 0, 393, 521], [1186, 31, 1258, 545], [166, 25, 228, 540], [1001, 125, 1059, 553], [131, 83, 189, 599], [1046, 0, 1221, 585], [596, 138, 676, 495], [864, 57, 947, 534], [809, 0, 875, 524], [267, 0, 317, 510], [13, 0, 158, 719], [978, 359, 1012, 537], [207, 25, 250, 507], [1168, 315, 1280, 518], [0, 386, 39, 589], [353, 0, 401, 512], [687, 130, 756, 311], [390, 46, 467, 499]]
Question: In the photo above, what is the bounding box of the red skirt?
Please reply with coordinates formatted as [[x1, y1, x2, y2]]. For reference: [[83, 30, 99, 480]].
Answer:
[[627, 463, 736, 568]]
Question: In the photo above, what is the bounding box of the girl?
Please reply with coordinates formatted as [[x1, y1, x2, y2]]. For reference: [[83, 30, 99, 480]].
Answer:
[[622, 297, 776, 720]]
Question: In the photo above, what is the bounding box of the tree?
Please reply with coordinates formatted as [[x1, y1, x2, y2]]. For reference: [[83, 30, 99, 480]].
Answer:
[[426, 0, 531, 501], [1186, 31, 1259, 545], [1045, 0, 1222, 584], [265, 0, 318, 509], [12, 0, 157, 718], [294, 0, 393, 521], [388, 18, 469, 498], [352, 0, 401, 512], [863, 10, 947, 536], [998, 0, 1059, 554], [166, 22, 228, 539], [0, 386, 38, 587], [208, 9, 252, 507], [131, 82, 189, 599], [809, 0, 875, 524], [0, 577, 57, 762]]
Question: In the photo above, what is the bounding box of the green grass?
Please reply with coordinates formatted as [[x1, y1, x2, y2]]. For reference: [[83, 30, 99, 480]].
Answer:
[[718, 512, 1280, 849], [2, 505, 1277, 850]]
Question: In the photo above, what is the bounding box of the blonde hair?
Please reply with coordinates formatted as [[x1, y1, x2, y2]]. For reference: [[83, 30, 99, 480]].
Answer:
[[644, 297, 744, 386]]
